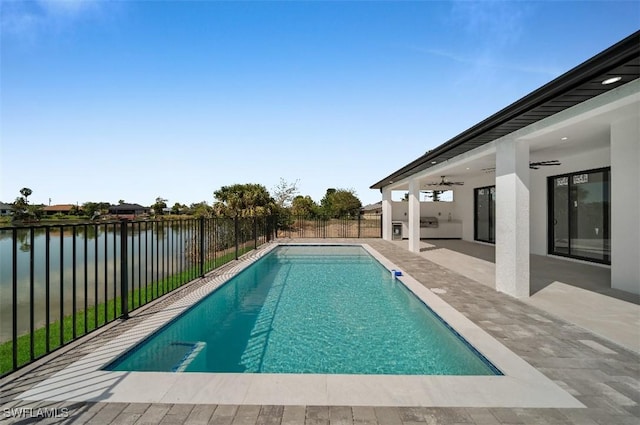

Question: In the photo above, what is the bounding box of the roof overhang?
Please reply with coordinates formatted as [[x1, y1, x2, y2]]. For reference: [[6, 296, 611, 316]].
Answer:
[[371, 30, 640, 190]]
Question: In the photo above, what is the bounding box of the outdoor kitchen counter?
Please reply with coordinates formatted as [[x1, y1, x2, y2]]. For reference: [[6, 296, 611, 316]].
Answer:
[[393, 220, 463, 239]]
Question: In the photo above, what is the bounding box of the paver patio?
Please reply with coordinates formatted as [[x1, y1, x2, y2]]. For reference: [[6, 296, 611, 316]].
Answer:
[[1, 239, 638, 424]]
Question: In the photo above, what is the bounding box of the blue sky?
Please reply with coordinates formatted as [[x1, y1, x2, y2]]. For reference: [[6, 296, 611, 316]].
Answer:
[[1, 1, 638, 207]]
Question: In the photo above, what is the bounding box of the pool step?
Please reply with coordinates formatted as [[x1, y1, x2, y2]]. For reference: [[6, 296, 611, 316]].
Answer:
[[170, 341, 206, 372]]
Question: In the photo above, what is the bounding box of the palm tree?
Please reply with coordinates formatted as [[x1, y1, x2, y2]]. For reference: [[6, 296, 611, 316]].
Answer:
[[20, 187, 32, 203], [213, 184, 274, 217]]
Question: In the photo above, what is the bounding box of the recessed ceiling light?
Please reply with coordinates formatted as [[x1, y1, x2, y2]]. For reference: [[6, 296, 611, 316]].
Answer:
[[389, 180, 394, 184], [466, 167, 470, 170], [561, 137, 568, 141], [602, 76, 622, 85], [431, 161, 437, 164]]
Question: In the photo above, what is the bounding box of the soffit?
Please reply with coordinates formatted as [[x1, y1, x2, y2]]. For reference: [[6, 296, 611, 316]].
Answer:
[[371, 31, 640, 190]]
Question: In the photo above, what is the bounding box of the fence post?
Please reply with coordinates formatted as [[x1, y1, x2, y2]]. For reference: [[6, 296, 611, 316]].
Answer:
[[253, 216, 258, 249], [12, 228, 18, 370], [271, 213, 278, 239], [267, 215, 274, 241], [234, 216, 239, 260], [358, 214, 362, 238], [199, 217, 205, 278], [120, 219, 129, 320]]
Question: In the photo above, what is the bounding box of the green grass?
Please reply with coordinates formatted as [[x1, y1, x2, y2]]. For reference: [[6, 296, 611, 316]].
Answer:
[[0, 242, 260, 376]]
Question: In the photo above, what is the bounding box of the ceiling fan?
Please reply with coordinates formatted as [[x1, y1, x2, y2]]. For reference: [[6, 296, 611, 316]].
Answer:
[[529, 160, 561, 169], [426, 176, 464, 186], [482, 160, 561, 172]]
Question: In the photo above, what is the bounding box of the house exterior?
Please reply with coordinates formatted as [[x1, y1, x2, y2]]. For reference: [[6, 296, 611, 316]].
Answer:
[[361, 202, 382, 216], [108, 203, 150, 217], [42, 204, 77, 216], [371, 31, 639, 298], [0, 202, 13, 216]]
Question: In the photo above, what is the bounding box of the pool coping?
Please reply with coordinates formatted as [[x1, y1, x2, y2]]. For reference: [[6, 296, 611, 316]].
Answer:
[[14, 242, 584, 408]]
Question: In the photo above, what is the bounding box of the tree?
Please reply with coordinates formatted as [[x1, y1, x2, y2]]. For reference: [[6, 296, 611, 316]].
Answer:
[[171, 202, 186, 215], [12, 196, 29, 221], [152, 197, 168, 215], [320, 188, 362, 218], [188, 201, 213, 218], [291, 195, 319, 218], [423, 190, 442, 202], [82, 202, 111, 218], [118, 200, 125, 205], [12, 188, 42, 222], [20, 188, 33, 203], [213, 183, 275, 217], [272, 178, 299, 208]]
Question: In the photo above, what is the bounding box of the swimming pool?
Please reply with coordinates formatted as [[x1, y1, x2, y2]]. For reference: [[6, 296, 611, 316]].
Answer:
[[106, 245, 499, 375]]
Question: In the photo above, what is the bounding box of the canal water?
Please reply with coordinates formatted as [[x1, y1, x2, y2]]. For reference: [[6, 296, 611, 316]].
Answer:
[[0, 221, 231, 342]]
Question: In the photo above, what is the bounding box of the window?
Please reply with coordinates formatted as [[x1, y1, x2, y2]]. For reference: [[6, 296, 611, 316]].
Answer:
[[548, 168, 610, 264], [474, 186, 495, 243], [421, 190, 454, 202]]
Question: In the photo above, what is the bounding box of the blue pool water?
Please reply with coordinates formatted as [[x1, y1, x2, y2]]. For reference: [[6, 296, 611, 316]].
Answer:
[[106, 245, 499, 375]]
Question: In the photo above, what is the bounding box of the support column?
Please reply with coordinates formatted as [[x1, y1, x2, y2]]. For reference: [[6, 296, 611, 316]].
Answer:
[[382, 188, 393, 241], [611, 116, 640, 295], [495, 138, 530, 298], [408, 179, 421, 253]]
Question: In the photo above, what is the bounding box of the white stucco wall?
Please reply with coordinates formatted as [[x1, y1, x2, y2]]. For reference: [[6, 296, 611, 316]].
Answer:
[[450, 173, 495, 242], [611, 116, 640, 294], [529, 145, 611, 255], [432, 146, 612, 255], [391, 200, 457, 222]]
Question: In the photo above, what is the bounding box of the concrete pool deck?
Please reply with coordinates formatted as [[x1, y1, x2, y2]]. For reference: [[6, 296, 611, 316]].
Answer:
[[1, 238, 638, 424], [391, 238, 640, 354]]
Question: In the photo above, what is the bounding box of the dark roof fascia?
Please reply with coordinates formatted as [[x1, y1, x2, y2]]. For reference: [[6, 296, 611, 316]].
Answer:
[[371, 30, 640, 190]]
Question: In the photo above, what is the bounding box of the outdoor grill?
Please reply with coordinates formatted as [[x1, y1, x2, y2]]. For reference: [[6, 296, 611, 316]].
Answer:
[[420, 217, 438, 228]]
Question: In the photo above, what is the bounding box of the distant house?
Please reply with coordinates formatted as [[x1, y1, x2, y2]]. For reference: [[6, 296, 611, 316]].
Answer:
[[42, 204, 77, 216], [0, 202, 13, 216], [108, 203, 150, 217], [361, 202, 382, 216]]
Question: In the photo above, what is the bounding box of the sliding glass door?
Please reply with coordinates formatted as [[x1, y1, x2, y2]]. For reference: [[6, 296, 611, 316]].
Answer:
[[548, 168, 610, 264], [474, 186, 495, 243]]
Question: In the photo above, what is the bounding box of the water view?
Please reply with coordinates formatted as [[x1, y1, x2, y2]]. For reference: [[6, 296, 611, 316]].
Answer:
[[0, 220, 242, 342]]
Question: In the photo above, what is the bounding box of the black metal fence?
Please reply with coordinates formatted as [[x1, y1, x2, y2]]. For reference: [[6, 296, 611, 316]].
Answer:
[[0, 216, 275, 377], [0, 213, 382, 377], [276, 215, 382, 238]]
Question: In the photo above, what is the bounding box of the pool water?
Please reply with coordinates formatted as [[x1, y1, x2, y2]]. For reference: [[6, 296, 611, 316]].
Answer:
[[106, 245, 499, 375]]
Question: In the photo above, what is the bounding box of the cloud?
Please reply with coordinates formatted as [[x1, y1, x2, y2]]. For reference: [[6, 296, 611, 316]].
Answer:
[[39, 0, 97, 16], [449, 0, 530, 49], [1, 0, 103, 39], [410, 46, 560, 77], [404, 2, 559, 79]]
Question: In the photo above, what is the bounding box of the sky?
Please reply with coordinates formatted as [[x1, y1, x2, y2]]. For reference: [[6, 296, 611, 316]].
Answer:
[[1, 1, 638, 208]]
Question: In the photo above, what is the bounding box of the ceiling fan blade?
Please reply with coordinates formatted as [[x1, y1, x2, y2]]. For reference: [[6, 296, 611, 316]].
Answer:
[[530, 160, 561, 167]]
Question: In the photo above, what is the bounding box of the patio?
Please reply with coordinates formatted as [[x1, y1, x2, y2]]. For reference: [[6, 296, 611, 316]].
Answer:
[[0, 239, 638, 424], [396, 238, 639, 354]]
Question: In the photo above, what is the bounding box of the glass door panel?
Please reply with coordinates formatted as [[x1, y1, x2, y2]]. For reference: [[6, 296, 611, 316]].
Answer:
[[548, 168, 610, 264], [552, 176, 569, 254], [474, 186, 495, 243], [489, 187, 496, 243], [571, 171, 608, 261]]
